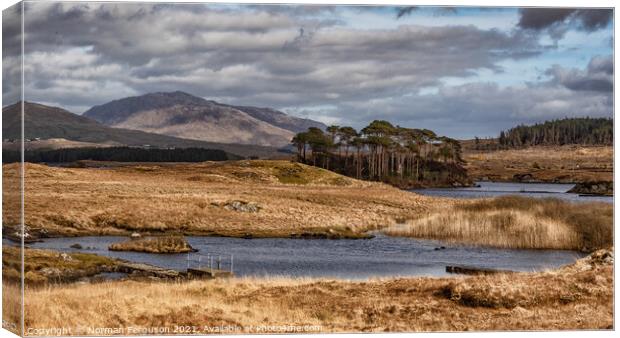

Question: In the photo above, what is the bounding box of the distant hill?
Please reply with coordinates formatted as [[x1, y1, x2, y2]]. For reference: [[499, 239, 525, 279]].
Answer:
[[83, 91, 326, 147], [2, 102, 286, 158], [499, 118, 613, 147]]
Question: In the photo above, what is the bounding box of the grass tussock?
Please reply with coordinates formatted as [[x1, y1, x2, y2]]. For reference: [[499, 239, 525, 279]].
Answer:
[[14, 249, 613, 334], [109, 236, 196, 253], [386, 196, 612, 251]]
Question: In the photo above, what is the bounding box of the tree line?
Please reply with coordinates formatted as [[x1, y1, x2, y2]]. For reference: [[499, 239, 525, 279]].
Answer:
[[2, 147, 238, 163], [292, 120, 468, 187], [499, 118, 613, 147]]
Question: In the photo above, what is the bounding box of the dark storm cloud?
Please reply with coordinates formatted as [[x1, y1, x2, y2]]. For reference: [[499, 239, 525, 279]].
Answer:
[[517, 8, 575, 30], [518, 8, 612, 34], [396, 6, 458, 19], [546, 55, 613, 92], [396, 6, 417, 19], [2, 3, 22, 106]]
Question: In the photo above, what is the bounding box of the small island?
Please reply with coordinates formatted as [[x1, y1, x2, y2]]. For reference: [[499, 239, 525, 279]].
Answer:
[[109, 236, 196, 254]]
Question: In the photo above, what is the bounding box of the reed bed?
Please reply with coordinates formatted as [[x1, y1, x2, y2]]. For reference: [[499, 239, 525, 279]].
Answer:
[[386, 196, 612, 251]]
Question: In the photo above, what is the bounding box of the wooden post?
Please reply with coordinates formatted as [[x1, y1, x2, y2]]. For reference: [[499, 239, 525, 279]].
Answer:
[[230, 254, 234, 274], [187, 252, 190, 269], [217, 255, 221, 270]]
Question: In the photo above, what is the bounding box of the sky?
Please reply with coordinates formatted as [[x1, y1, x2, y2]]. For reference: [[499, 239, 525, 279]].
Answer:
[[2, 2, 614, 139]]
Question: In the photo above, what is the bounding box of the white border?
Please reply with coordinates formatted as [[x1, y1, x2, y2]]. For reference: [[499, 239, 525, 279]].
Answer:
[[0, 1, 616, 338]]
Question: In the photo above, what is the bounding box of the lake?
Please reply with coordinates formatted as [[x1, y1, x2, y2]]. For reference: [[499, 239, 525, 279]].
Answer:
[[27, 234, 585, 280], [22, 181, 599, 280], [412, 181, 613, 203]]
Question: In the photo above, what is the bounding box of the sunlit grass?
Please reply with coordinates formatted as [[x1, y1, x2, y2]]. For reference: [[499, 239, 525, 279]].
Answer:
[[386, 196, 612, 251]]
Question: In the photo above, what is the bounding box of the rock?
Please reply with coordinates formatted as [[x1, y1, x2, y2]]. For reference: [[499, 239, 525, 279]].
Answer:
[[568, 181, 613, 196], [570, 248, 614, 271], [512, 306, 533, 316], [60, 253, 73, 261], [513, 173, 534, 182], [130, 232, 142, 239], [116, 261, 181, 279], [40, 267, 63, 277], [70, 243, 83, 249], [224, 200, 261, 213], [589, 249, 614, 266]]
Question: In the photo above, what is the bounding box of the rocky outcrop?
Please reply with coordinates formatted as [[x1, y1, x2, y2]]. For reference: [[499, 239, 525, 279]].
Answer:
[[115, 261, 182, 279], [223, 200, 261, 213], [568, 181, 613, 196]]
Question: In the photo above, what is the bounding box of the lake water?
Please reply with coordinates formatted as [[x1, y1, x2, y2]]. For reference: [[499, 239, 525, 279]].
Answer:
[[20, 181, 600, 279], [26, 235, 585, 280], [412, 181, 613, 203]]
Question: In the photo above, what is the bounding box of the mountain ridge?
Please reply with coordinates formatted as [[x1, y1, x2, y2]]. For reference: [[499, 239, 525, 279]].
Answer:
[[83, 91, 326, 147], [2, 101, 286, 158]]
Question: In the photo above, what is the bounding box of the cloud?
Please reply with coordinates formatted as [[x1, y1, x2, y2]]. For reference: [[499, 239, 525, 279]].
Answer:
[[293, 56, 613, 138], [2, 3, 613, 139], [546, 55, 613, 92], [396, 6, 417, 19], [517, 8, 612, 38], [8, 3, 544, 112]]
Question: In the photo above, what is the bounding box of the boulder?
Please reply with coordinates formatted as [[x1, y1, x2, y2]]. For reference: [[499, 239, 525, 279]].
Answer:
[[224, 200, 261, 213], [568, 181, 613, 196]]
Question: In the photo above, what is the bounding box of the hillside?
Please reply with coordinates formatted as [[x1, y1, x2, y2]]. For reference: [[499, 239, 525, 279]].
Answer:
[[83, 91, 326, 147], [463, 145, 612, 183], [2, 160, 434, 239], [2, 102, 284, 158], [499, 118, 612, 147]]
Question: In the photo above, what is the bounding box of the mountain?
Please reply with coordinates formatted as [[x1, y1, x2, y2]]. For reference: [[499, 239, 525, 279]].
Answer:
[[2, 102, 285, 158], [222, 104, 326, 133], [83, 91, 326, 147]]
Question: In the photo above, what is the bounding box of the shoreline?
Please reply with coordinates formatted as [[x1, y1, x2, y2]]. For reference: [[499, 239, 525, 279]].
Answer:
[[5, 248, 613, 334]]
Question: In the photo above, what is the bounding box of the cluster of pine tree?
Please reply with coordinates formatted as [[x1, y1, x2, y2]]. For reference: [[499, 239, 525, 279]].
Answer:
[[292, 120, 469, 188], [499, 118, 613, 147], [2, 147, 236, 163]]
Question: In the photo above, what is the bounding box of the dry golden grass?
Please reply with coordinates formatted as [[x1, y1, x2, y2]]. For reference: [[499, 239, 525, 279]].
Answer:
[[463, 145, 612, 182], [2, 160, 435, 239], [386, 196, 612, 251], [109, 236, 195, 253], [2, 281, 21, 335], [10, 249, 612, 334], [3, 246, 117, 284]]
